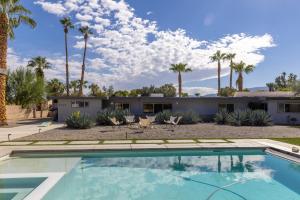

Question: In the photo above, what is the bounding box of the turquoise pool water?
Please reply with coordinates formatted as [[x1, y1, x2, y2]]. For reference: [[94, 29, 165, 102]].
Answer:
[[2, 149, 300, 200]]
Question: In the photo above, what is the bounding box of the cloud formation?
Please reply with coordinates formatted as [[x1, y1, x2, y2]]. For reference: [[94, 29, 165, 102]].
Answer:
[[30, 0, 276, 95]]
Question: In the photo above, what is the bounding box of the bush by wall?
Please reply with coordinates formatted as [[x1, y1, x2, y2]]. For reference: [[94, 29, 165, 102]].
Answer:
[[214, 109, 229, 125], [155, 110, 172, 124], [96, 109, 130, 125], [65, 111, 93, 129], [215, 109, 272, 126]]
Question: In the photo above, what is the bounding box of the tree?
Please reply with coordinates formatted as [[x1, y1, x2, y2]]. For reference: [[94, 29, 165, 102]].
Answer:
[[210, 50, 227, 95], [102, 85, 114, 97], [0, 0, 36, 125], [292, 80, 300, 95], [232, 61, 255, 91], [219, 87, 236, 97], [88, 83, 100, 96], [158, 83, 176, 97], [46, 79, 65, 97], [78, 26, 92, 96], [169, 63, 192, 97], [70, 80, 87, 96], [60, 17, 74, 96], [225, 53, 236, 89], [114, 90, 129, 97], [266, 82, 276, 92], [27, 56, 51, 78], [6, 67, 44, 109]]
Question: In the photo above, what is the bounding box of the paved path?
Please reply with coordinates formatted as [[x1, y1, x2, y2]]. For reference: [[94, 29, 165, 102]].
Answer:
[[0, 123, 65, 142]]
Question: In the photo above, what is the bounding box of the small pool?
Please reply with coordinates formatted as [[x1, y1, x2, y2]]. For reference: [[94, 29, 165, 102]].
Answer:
[[1, 149, 300, 200]]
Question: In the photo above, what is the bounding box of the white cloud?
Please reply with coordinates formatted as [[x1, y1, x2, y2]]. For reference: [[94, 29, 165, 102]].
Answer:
[[30, 0, 276, 95], [34, 1, 67, 16]]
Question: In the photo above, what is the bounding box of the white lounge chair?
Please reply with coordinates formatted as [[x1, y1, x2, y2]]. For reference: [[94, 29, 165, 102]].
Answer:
[[164, 116, 177, 127], [125, 115, 135, 127]]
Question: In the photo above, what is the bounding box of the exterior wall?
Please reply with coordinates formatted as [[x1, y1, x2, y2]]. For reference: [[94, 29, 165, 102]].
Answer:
[[111, 97, 252, 116], [267, 100, 300, 124], [7, 105, 49, 121], [57, 99, 102, 122]]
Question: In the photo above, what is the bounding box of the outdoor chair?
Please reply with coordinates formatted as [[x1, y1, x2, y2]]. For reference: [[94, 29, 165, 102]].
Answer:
[[172, 116, 182, 126], [164, 116, 177, 128], [109, 117, 122, 130], [138, 117, 152, 130], [125, 115, 135, 127]]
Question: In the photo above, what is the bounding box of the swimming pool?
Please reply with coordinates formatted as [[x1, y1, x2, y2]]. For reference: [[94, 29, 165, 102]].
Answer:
[[1, 149, 300, 200]]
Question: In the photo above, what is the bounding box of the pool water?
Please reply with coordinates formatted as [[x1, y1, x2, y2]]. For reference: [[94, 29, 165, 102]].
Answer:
[[1, 149, 300, 200]]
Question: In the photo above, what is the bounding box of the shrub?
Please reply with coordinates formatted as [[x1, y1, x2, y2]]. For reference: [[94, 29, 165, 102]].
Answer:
[[176, 111, 201, 124], [96, 109, 130, 125], [214, 109, 229, 125], [227, 110, 250, 126], [155, 110, 172, 124], [248, 110, 272, 126], [65, 111, 93, 129]]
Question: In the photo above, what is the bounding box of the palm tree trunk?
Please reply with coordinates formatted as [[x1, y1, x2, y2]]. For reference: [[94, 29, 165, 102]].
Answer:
[[229, 60, 233, 89], [238, 72, 243, 91], [217, 61, 221, 95], [0, 14, 8, 125], [64, 30, 70, 96], [79, 38, 87, 96], [178, 72, 182, 97]]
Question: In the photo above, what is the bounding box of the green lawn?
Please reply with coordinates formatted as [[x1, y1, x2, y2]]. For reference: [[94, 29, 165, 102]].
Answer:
[[272, 138, 300, 146]]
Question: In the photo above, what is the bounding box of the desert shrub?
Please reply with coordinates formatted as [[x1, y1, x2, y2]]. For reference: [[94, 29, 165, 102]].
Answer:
[[65, 111, 93, 129], [214, 109, 229, 125], [248, 110, 272, 126], [96, 109, 130, 125], [201, 115, 215, 123], [227, 110, 250, 126], [176, 111, 201, 124], [155, 110, 172, 124]]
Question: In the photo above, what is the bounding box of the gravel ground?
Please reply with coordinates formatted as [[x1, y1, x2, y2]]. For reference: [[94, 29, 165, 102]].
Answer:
[[15, 123, 300, 141]]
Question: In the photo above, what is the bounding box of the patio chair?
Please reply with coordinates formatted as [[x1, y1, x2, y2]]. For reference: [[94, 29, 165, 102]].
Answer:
[[164, 116, 177, 128], [172, 116, 182, 126], [138, 117, 152, 129], [125, 115, 135, 127], [109, 117, 121, 129], [146, 115, 156, 123]]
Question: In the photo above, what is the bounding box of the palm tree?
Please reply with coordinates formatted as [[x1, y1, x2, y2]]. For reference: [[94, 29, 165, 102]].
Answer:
[[27, 56, 51, 78], [225, 53, 236, 89], [210, 50, 227, 95], [78, 26, 92, 96], [70, 80, 88, 96], [0, 0, 36, 125], [232, 61, 255, 91], [60, 17, 74, 96], [46, 78, 65, 97], [89, 83, 100, 96], [169, 63, 192, 97]]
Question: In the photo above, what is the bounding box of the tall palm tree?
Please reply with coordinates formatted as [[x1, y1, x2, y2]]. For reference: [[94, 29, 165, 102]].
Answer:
[[78, 26, 92, 96], [70, 79, 88, 96], [225, 53, 236, 89], [27, 56, 51, 78], [46, 78, 65, 97], [60, 17, 74, 96], [232, 61, 255, 91], [210, 50, 227, 95], [169, 63, 192, 97], [0, 0, 36, 125]]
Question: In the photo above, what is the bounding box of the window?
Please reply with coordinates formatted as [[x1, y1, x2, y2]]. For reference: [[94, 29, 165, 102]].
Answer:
[[248, 102, 268, 111], [71, 101, 89, 108], [278, 103, 300, 113], [115, 103, 130, 110], [143, 104, 154, 114], [143, 103, 173, 114], [218, 104, 234, 113]]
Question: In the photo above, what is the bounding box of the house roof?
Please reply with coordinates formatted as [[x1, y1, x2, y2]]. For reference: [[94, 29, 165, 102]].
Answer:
[[234, 91, 297, 98]]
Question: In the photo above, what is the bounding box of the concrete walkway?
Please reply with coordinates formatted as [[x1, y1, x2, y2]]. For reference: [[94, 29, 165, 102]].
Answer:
[[0, 123, 65, 142]]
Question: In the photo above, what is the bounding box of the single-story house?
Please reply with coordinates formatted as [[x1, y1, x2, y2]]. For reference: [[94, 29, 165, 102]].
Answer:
[[52, 91, 300, 124]]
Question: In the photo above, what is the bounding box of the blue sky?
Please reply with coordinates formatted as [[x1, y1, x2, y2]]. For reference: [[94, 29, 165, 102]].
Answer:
[[8, 0, 300, 95]]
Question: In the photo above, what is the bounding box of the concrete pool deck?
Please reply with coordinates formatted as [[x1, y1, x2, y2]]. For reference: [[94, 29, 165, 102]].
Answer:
[[0, 139, 299, 161]]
